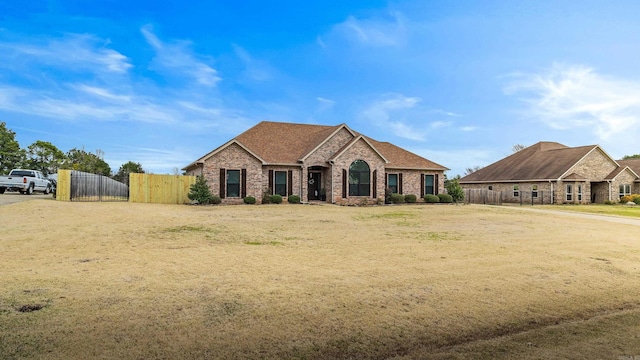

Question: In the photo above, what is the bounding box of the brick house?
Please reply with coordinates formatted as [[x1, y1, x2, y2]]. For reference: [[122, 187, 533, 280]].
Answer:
[[183, 121, 448, 204], [459, 141, 640, 204]]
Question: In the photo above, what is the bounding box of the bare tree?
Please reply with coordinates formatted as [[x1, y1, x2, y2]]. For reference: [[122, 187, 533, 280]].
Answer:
[[512, 144, 526, 153], [464, 165, 483, 176]]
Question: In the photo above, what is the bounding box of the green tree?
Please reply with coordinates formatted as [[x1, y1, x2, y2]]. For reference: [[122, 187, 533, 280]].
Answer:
[[0, 122, 26, 174], [188, 175, 214, 204], [62, 148, 111, 175], [25, 140, 65, 177], [113, 161, 144, 185], [622, 154, 640, 159], [445, 175, 464, 203]]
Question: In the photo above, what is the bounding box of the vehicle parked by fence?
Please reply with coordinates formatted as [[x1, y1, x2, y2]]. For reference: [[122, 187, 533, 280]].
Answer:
[[0, 169, 52, 195]]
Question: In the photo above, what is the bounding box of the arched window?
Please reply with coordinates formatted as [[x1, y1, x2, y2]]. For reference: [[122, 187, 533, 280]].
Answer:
[[349, 160, 370, 196]]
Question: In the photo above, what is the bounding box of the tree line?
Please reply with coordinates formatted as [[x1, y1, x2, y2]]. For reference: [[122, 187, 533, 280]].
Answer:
[[0, 122, 144, 184]]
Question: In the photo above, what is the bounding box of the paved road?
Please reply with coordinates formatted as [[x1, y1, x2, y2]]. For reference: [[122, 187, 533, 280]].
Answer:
[[0, 192, 54, 206]]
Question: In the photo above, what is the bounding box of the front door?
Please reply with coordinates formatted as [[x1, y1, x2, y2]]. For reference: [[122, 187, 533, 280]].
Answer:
[[308, 172, 321, 200]]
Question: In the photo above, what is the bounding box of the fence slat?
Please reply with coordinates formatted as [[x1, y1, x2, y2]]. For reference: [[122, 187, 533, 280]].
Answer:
[[129, 173, 196, 204], [57, 170, 71, 201]]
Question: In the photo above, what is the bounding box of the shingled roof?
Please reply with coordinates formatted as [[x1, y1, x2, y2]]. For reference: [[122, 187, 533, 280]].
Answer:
[[460, 141, 602, 183], [618, 159, 640, 180], [186, 121, 447, 170]]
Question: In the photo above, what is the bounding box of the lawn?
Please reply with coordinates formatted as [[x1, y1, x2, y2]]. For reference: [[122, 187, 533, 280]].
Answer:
[[1, 200, 640, 359], [536, 203, 640, 218]]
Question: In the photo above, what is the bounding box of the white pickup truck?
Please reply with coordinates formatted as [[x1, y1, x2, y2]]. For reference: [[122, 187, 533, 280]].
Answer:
[[0, 169, 52, 195]]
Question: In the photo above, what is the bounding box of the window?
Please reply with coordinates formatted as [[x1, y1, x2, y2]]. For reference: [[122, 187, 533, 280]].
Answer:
[[566, 184, 573, 201], [387, 174, 398, 194], [274, 171, 287, 196], [226, 170, 240, 198], [619, 184, 631, 198], [532, 185, 538, 198], [578, 184, 583, 201], [513, 185, 519, 197], [424, 175, 435, 195], [348, 160, 370, 196], [488, 185, 493, 191]]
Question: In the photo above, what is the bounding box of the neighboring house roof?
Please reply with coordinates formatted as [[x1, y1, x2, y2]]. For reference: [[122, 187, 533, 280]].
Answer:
[[185, 121, 448, 171], [460, 141, 604, 183], [605, 166, 639, 181], [618, 159, 640, 180]]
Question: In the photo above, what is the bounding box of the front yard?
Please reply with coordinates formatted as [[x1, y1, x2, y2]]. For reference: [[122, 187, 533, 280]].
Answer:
[[1, 201, 639, 359]]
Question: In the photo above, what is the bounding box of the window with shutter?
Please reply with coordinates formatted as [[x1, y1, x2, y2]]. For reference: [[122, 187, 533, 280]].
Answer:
[[348, 160, 370, 196], [424, 175, 434, 195], [226, 170, 240, 197]]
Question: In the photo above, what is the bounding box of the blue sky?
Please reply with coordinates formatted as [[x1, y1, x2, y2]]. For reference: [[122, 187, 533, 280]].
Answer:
[[2, 1, 640, 176]]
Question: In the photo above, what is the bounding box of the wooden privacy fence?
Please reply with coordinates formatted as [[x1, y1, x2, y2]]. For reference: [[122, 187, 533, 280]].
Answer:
[[129, 173, 196, 204], [56, 170, 128, 202], [464, 189, 503, 205]]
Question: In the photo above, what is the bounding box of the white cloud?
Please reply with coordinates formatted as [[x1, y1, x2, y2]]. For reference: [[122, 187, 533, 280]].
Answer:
[[141, 25, 221, 87], [0, 33, 132, 74], [321, 11, 407, 47], [504, 63, 640, 142], [430, 120, 452, 129], [75, 84, 132, 103], [359, 94, 427, 141], [232, 45, 276, 82], [317, 97, 335, 105]]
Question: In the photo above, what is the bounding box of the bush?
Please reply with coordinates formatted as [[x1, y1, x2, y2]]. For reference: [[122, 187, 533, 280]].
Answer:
[[389, 193, 405, 204], [404, 194, 417, 203], [445, 177, 464, 203], [288, 195, 301, 204], [262, 188, 272, 204], [210, 195, 222, 204], [243, 196, 256, 204], [424, 194, 439, 203], [632, 194, 640, 205], [620, 195, 632, 203], [188, 175, 214, 204], [438, 193, 453, 203], [269, 194, 283, 204], [385, 187, 393, 204]]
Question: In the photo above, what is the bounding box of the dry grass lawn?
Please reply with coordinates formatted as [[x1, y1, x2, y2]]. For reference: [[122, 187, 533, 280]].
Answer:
[[1, 200, 640, 359]]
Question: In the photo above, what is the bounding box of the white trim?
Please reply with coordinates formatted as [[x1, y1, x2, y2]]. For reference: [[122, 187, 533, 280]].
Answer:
[[299, 124, 357, 162], [385, 166, 448, 171], [329, 135, 389, 163], [609, 166, 640, 181], [199, 139, 267, 165], [558, 145, 619, 180]]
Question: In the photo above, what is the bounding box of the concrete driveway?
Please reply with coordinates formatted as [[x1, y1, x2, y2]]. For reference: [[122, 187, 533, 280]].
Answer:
[[0, 192, 54, 206], [500, 204, 640, 227]]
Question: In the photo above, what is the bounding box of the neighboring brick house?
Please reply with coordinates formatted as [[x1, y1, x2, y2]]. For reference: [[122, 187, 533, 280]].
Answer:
[[459, 141, 640, 204], [183, 121, 448, 204]]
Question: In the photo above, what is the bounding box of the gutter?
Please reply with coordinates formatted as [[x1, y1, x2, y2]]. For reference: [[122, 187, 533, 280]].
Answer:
[[329, 160, 335, 204]]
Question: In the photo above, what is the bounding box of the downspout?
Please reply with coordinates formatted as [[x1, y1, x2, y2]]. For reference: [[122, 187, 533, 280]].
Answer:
[[549, 180, 553, 204], [300, 165, 304, 200], [329, 160, 335, 204], [607, 180, 612, 202]]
